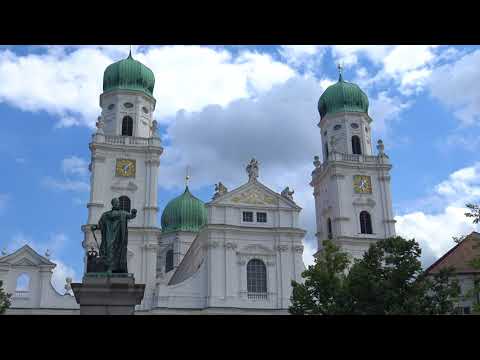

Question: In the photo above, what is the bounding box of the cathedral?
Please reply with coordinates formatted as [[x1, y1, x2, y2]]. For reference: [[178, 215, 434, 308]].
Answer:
[[0, 53, 395, 314]]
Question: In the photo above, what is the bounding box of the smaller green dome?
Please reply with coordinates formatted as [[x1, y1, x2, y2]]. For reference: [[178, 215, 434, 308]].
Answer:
[[318, 73, 369, 119], [161, 187, 207, 233], [103, 51, 155, 97]]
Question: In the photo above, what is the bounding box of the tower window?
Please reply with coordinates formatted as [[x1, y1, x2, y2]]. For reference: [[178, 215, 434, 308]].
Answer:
[[352, 135, 362, 155], [257, 212, 267, 223], [243, 211, 253, 222], [247, 259, 267, 294], [108, 104, 115, 110], [119, 196, 131, 212], [360, 211, 373, 234], [121, 116, 133, 136], [123, 102, 134, 109], [327, 218, 333, 239], [165, 249, 174, 273], [334, 124, 342, 130], [351, 123, 359, 129], [325, 143, 329, 160]]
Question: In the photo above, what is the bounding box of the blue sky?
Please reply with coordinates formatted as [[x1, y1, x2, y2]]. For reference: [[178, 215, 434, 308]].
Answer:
[[1, 45, 480, 292]]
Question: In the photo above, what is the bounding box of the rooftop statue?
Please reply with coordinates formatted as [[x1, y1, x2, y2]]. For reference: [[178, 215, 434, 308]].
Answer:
[[246, 158, 259, 182], [90, 198, 137, 273]]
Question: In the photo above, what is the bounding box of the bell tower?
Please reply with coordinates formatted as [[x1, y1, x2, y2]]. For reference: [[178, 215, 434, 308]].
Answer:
[[310, 66, 396, 259], [81, 51, 163, 310]]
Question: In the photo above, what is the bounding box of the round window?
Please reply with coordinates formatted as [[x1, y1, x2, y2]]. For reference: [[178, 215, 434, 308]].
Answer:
[[351, 123, 359, 129], [334, 124, 342, 131], [108, 104, 115, 110], [124, 102, 134, 109], [142, 106, 149, 114]]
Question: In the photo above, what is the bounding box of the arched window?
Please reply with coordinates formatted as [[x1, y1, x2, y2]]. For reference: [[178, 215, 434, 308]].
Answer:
[[247, 259, 267, 294], [327, 218, 333, 239], [352, 135, 362, 155], [325, 142, 329, 160], [119, 196, 131, 212], [360, 211, 373, 234], [16, 273, 30, 292], [121, 116, 133, 136], [165, 249, 174, 273]]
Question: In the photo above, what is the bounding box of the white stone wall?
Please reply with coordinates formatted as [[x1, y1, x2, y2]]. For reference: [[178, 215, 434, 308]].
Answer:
[[313, 112, 396, 258]]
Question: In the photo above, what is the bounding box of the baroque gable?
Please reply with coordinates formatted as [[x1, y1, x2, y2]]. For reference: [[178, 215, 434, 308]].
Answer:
[[209, 181, 300, 210], [0, 245, 56, 268]]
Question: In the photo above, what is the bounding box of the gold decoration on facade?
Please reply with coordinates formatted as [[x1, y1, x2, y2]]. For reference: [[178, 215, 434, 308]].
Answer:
[[353, 175, 372, 193], [115, 159, 136, 177], [231, 189, 277, 205]]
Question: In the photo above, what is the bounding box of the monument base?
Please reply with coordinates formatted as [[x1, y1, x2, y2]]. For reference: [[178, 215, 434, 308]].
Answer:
[[71, 273, 145, 315]]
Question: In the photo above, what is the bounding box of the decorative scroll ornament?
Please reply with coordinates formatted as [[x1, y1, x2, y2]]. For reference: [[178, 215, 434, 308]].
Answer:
[[281, 186, 294, 200], [231, 189, 276, 205], [213, 182, 228, 199]]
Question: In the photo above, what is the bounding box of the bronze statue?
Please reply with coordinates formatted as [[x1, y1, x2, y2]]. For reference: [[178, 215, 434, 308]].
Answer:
[[91, 198, 137, 273]]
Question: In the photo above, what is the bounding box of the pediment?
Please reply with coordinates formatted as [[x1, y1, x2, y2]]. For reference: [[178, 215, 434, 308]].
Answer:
[[12, 258, 37, 266], [209, 180, 300, 210], [0, 245, 55, 268]]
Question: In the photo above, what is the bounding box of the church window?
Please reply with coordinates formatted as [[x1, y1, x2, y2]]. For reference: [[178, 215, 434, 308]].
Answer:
[[324, 131, 327, 136], [352, 135, 362, 155], [334, 124, 342, 130], [123, 102, 134, 109], [108, 104, 115, 110], [257, 212, 267, 223], [360, 211, 373, 234], [142, 106, 149, 114], [327, 218, 332, 239], [243, 211, 253, 222], [165, 249, 174, 273], [325, 143, 329, 160], [247, 259, 267, 294], [351, 123, 359, 129], [16, 273, 30, 291], [122, 116, 133, 136], [119, 196, 131, 212]]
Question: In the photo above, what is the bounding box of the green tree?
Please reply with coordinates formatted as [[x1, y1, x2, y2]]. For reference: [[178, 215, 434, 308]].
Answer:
[[290, 236, 460, 315], [0, 280, 11, 314], [289, 240, 352, 315]]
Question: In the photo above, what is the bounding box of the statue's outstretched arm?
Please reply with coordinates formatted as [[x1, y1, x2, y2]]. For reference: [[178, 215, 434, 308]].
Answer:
[[127, 209, 137, 220]]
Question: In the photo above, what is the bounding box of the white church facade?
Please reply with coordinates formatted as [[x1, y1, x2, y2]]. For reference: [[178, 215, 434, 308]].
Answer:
[[0, 55, 396, 314]]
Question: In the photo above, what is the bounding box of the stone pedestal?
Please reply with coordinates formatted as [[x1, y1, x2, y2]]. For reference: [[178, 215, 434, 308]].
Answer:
[[71, 274, 145, 315]]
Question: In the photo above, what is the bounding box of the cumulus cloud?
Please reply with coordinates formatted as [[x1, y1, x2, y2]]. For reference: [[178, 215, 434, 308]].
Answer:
[[369, 91, 411, 138], [0, 46, 296, 128], [428, 49, 480, 125], [50, 259, 77, 294], [395, 162, 480, 267], [62, 155, 89, 177]]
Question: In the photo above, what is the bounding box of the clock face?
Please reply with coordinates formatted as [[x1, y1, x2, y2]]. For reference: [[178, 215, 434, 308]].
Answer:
[[115, 159, 136, 177], [353, 175, 372, 194]]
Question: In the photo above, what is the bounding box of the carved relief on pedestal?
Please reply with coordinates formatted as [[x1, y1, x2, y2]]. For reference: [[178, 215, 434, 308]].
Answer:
[[230, 189, 277, 205]]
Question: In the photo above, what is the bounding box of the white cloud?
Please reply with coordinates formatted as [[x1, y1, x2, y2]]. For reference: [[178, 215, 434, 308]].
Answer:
[[369, 91, 410, 138], [62, 156, 89, 177], [279, 45, 327, 72], [0, 46, 297, 128], [50, 259, 77, 294], [395, 162, 480, 267], [302, 240, 317, 267], [42, 177, 90, 192], [428, 49, 480, 125]]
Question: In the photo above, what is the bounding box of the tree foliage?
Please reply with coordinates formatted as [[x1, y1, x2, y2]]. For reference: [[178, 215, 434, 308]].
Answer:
[[289, 240, 351, 315], [0, 280, 11, 314], [290, 237, 460, 315]]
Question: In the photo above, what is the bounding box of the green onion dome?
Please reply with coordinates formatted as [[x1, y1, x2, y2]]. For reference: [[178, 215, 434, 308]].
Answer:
[[318, 73, 369, 119], [161, 187, 208, 233], [103, 51, 155, 97]]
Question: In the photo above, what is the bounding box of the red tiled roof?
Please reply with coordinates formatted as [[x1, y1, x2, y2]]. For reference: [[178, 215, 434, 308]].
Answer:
[[425, 232, 480, 274]]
